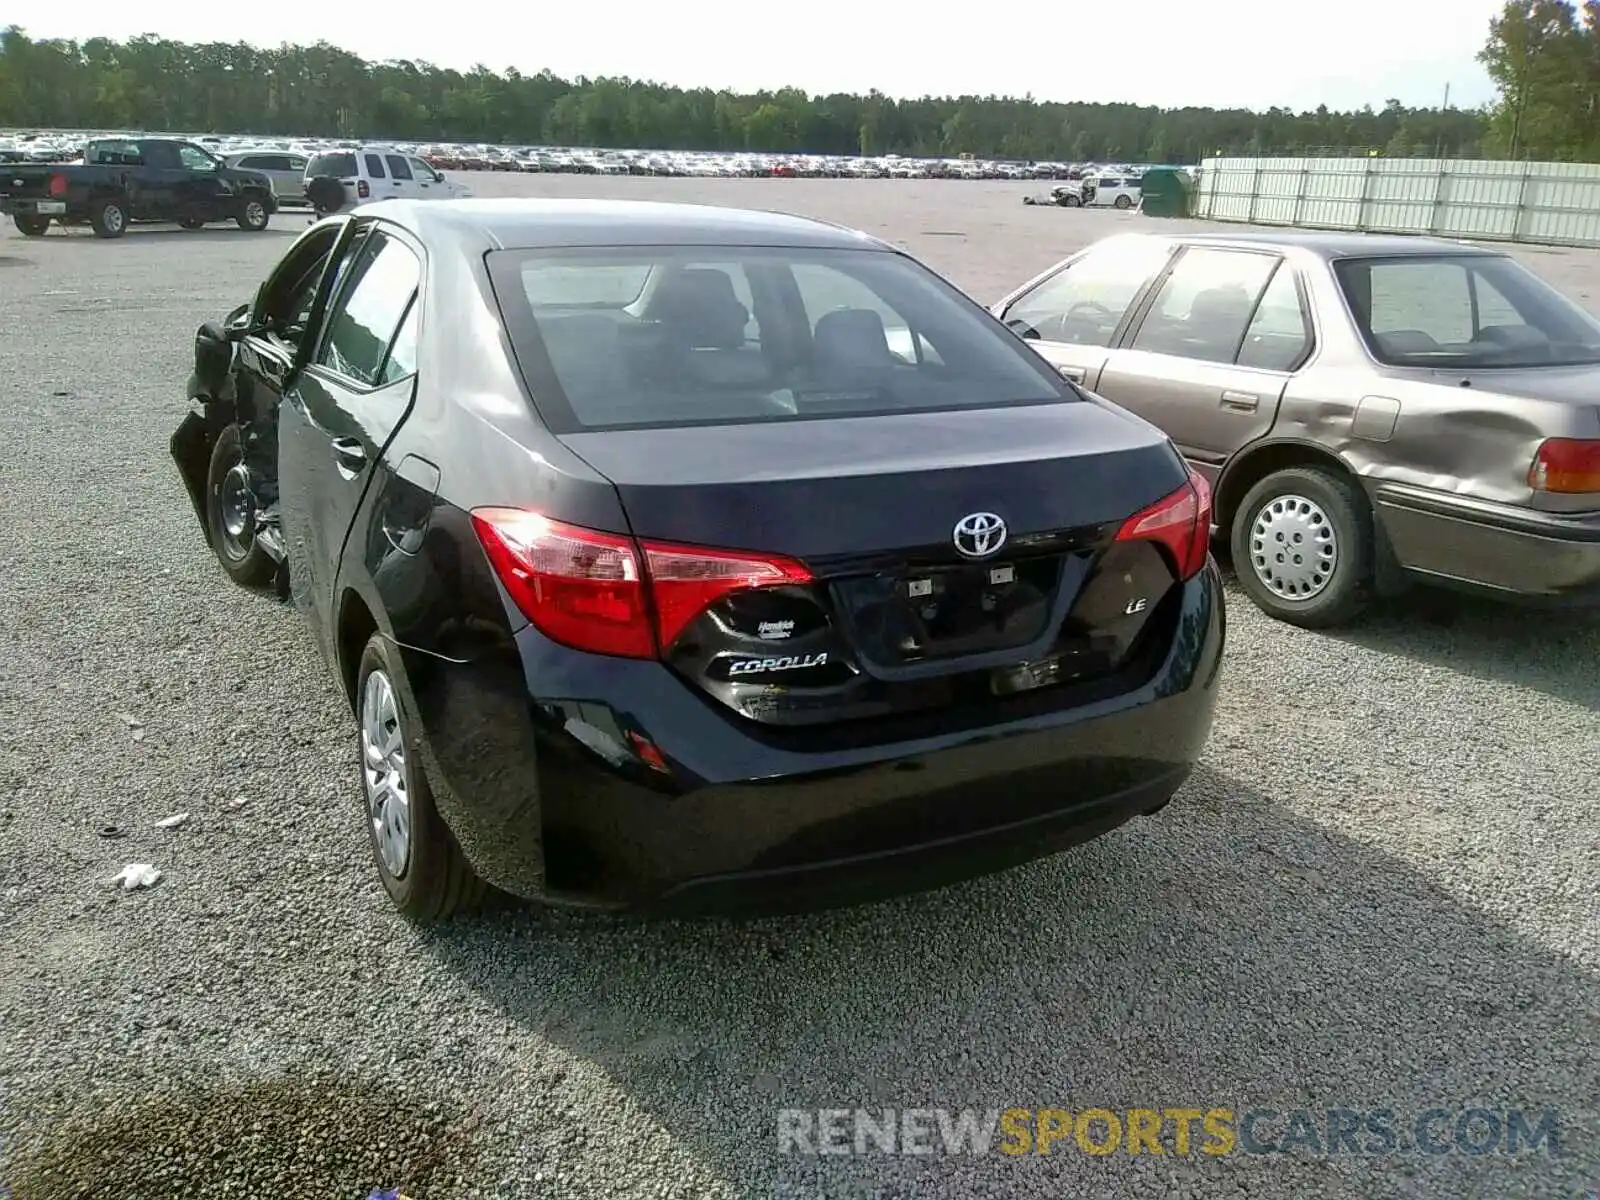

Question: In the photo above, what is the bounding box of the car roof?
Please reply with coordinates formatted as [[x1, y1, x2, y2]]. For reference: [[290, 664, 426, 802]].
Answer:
[[1111, 229, 1505, 260], [354, 198, 892, 252]]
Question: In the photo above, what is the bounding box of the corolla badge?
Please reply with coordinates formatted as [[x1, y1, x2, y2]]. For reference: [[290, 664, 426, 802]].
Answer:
[[952, 511, 1007, 559]]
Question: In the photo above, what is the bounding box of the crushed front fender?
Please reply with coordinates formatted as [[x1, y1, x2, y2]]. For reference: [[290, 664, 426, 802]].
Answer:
[[170, 408, 215, 545]]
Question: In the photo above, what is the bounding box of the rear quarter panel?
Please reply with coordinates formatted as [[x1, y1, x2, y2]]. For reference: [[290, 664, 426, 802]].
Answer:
[[1263, 251, 1600, 510]]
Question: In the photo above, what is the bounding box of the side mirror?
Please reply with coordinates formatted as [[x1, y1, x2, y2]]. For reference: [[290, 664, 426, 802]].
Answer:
[[193, 320, 237, 396]]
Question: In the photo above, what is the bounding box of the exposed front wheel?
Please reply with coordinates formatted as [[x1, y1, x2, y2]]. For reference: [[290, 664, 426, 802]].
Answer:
[[236, 196, 270, 231], [13, 214, 50, 237], [1114, 194, 1134, 209], [179, 216, 206, 230], [89, 198, 128, 238], [356, 635, 486, 922], [205, 422, 276, 587], [1229, 466, 1372, 629]]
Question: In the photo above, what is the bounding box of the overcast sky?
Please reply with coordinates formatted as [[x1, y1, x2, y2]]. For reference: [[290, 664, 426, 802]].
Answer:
[[23, 0, 1502, 113]]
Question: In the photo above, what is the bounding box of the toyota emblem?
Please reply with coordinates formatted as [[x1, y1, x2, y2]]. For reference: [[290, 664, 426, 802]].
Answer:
[[952, 512, 1007, 559]]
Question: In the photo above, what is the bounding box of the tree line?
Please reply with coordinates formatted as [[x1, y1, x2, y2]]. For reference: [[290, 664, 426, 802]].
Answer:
[[0, 18, 1590, 163], [1477, 0, 1600, 160], [0, 26, 1492, 162]]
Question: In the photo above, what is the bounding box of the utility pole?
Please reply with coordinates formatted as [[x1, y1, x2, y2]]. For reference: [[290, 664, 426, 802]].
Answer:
[[1435, 81, 1451, 159]]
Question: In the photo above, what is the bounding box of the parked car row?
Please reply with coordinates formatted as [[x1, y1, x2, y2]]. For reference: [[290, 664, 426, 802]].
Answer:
[[2, 129, 1165, 183], [166, 199, 1598, 930]]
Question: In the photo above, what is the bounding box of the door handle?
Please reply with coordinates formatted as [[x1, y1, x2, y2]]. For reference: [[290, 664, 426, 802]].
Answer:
[[330, 437, 367, 477], [1057, 364, 1086, 383], [1220, 390, 1259, 412]]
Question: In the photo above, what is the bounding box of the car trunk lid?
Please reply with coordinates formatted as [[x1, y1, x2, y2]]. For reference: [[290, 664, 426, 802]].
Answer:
[[559, 403, 1197, 731]]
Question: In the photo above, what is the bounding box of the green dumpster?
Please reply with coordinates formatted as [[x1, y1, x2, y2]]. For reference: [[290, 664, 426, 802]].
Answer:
[[1138, 167, 1192, 218]]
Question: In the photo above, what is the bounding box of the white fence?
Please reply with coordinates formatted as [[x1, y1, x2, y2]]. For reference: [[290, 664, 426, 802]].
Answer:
[[1193, 157, 1600, 248]]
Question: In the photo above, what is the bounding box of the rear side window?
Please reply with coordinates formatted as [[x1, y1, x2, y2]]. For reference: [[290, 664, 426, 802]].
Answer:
[[1237, 266, 1312, 371], [488, 246, 1067, 432], [385, 155, 413, 181], [363, 154, 386, 179], [233, 155, 265, 170], [307, 152, 356, 178], [1130, 247, 1279, 364], [317, 230, 422, 387]]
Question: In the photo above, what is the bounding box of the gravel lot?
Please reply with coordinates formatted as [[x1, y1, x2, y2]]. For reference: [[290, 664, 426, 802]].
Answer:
[[2, 178, 1597, 1199]]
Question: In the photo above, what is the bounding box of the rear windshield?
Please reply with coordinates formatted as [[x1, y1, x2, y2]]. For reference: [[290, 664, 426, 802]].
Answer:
[[487, 246, 1069, 432], [306, 152, 357, 179], [1334, 254, 1600, 368]]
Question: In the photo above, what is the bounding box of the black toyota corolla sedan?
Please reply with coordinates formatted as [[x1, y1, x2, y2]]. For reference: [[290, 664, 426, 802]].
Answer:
[[170, 198, 1225, 921]]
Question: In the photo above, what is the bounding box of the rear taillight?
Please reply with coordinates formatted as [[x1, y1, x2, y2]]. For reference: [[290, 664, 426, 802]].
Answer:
[[47, 173, 67, 197], [1115, 468, 1213, 581], [470, 509, 813, 659], [357, 179, 370, 199], [1529, 438, 1600, 494]]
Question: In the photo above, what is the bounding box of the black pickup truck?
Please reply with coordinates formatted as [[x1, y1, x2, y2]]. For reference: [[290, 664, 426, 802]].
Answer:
[[0, 138, 278, 239]]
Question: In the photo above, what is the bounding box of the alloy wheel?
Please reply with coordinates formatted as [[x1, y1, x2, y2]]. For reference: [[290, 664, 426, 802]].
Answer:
[[361, 669, 412, 879]]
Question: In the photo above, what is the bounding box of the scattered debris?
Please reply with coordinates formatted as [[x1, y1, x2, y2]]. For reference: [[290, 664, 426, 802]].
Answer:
[[116, 712, 144, 729], [155, 812, 189, 829], [227, 795, 248, 809], [130, 727, 146, 742], [97, 824, 126, 839], [110, 864, 162, 890]]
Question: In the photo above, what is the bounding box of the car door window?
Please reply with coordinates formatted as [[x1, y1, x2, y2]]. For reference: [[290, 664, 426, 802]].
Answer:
[[1002, 239, 1174, 347], [317, 230, 422, 386], [408, 157, 440, 182], [363, 153, 386, 180], [1236, 265, 1313, 371], [178, 145, 216, 172], [379, 299, 420, 385], [234, 155, 263, 171], [385, 155, 413, 181], [1130, 248, 1279, 364], [253, 225, 348, 350]]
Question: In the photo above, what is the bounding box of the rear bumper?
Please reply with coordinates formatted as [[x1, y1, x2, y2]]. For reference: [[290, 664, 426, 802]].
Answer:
[[405, 561, 1226, 913], [1, 198, 68, 217], [1372, 482, 1600, 606]]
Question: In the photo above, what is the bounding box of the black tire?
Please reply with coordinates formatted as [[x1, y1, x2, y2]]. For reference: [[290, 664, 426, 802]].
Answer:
[[236, 193, 270, 231], [179, 216, 206, 230], [89, 197, 128, 238], [355, 635, 486, 922], [1229, 466, 1372, 629], [205, 422, 276, 587], [13, 214, 50, 237], [1114, 194, 1134, 209]]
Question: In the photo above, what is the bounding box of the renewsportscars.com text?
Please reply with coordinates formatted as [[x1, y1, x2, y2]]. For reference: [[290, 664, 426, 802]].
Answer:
[[777, 1107, 1564, 1157]]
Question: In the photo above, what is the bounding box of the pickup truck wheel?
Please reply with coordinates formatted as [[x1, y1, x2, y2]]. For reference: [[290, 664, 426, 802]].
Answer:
[[89, 199, 128, 238], [205, 422, 275, 587], [236, 196, 270, 231], [1229, 466, 1372, 629], [356, 635, 486, 922], [13, 214, 50, 237]]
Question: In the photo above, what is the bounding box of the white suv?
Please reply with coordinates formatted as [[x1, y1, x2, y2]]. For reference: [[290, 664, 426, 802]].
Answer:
[[302, 146, 474, 213]]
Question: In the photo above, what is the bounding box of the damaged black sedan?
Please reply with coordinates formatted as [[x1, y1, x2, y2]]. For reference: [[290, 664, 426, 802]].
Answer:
[[171, 198, 1225, 921]]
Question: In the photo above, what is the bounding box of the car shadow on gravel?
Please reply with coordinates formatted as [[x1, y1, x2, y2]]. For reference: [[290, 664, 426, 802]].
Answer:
[[1325, 589, 1600, 709], [423, 766, 1600, 1199]]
